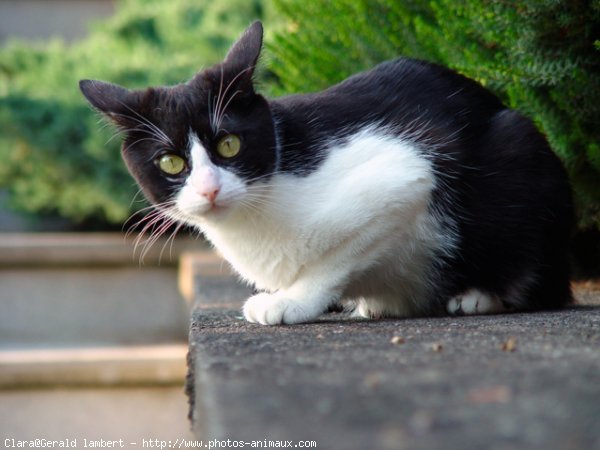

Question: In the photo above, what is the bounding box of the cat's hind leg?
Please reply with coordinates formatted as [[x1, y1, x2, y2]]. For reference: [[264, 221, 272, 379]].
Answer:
[[354, 295, 417, 319], [447, 289, 510, 316]]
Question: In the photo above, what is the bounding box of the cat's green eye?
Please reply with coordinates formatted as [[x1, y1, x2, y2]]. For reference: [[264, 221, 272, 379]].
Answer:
[[157, 154, 186, 175], [216, 134, 241, 159]]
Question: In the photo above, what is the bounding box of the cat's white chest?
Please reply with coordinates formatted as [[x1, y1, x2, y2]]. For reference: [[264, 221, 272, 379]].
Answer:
[[195, 127, 452, 298], [200, 212, 310, 289]]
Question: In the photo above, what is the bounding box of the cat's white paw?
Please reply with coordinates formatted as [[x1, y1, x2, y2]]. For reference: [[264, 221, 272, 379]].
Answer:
[[447, 289, 507, 315], [243, 292, 318, 325]]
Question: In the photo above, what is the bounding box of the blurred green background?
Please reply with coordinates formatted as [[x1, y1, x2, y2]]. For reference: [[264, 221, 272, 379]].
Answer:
[[0, 0, 598, 267]]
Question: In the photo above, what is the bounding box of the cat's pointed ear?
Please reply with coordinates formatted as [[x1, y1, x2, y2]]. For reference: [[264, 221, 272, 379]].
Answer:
[[222, 21, 263, 92], [79, 79, 134, 125]]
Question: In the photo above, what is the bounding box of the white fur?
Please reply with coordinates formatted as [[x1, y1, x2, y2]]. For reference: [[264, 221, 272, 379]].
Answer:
[[178, 126, 457, 324]]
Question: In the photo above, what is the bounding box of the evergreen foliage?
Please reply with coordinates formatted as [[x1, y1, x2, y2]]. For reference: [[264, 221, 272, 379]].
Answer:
[[0, 0, 271, 223], [269, 0, 600, 230], [1, 0, 598, 232]]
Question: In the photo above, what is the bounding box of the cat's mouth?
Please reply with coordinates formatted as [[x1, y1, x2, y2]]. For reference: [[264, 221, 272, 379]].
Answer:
[[177, 197, 234, 223], [204, 202, 228, 216]]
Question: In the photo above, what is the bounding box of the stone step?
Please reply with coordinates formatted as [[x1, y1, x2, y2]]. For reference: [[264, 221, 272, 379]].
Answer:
[[0, 232, 201, 267], [1, 386, 194, 443], [0, 233, 207, 349], [185, 256, 600, 450], [0, 233, 205, 388], [0, 344, 187, 387], [0, 233, 197, 441]]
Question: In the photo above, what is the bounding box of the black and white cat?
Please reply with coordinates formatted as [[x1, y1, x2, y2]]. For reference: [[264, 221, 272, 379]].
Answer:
[[80, 21, 573, 325]]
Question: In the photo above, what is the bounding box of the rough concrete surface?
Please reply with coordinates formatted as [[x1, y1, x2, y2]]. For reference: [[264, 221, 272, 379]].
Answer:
[[188, 268, 600, 450]]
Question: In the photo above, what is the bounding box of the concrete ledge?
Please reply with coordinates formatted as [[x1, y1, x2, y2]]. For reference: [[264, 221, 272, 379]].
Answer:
[[0, 344, 188, 388], [186, 256, 600, 449]]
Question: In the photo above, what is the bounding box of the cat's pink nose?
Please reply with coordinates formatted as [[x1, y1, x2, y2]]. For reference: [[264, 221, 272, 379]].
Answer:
[[202, 188, 220, 203], [192, 166, 221, 203]]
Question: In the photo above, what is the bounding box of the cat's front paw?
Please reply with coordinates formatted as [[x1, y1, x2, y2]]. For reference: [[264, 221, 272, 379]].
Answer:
[[243, 292, 317, 325]]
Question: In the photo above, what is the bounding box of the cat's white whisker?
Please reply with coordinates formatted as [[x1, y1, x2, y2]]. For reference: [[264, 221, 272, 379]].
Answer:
[[161, 221, 186, 262], [134, 209, 181, 265], [142, 219, 173, 260], [119, 103, 173, 147], [126, 137, 169, 149], [111, 108, 173, 148], [213, 66, 254, 133], [207, 90, 216, 133], [128, 187, 147, 209], [125, 200, 180, 259], [215, 90, 243, 131], [211, 66, 226, 134], [125, 209, 161, 238], [116, 125, 169, 146]]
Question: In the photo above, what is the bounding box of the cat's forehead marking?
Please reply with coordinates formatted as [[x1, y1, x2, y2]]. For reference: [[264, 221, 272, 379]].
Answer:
[[189, 133, 213, 168]]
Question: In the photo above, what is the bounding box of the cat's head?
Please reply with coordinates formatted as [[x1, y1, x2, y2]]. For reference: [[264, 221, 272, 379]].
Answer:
[[79, 21, 276, 224]]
